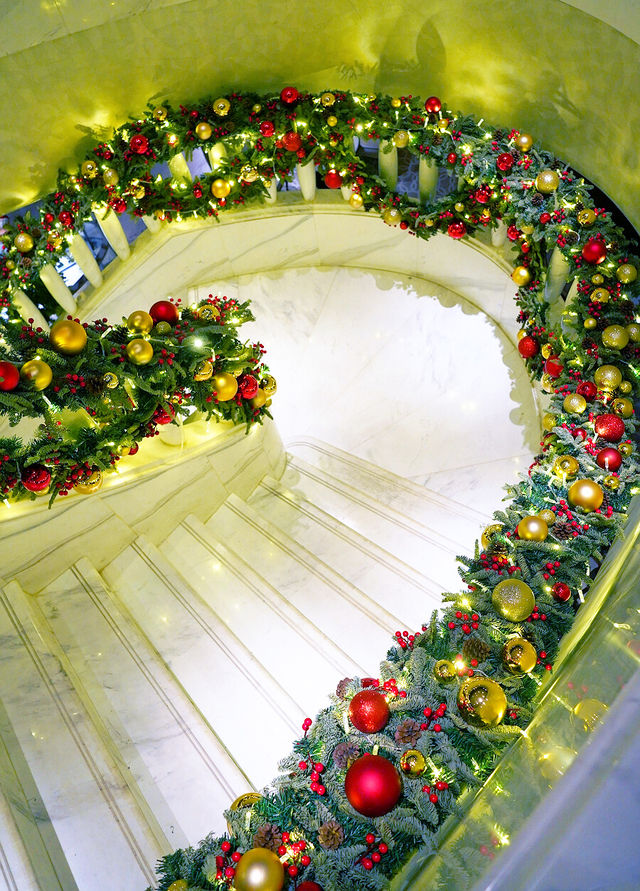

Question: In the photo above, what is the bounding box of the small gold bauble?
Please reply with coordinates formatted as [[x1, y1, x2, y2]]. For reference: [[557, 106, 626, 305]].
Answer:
[[20, 358, 52, 391], [553, 455, 580, 478], [167, 881, 188, 891], [433, 659, 457, 683], [349, 192, 364, 209], [251, 103, 262, 114], [233, 847, 285, 891], [213, 97, 231, 116], [457, 677, 507, 727], [454, 201, 465, 212], [619, 380, 633, 394], [591, 273, 605, 285], [250, 388, 267, 409], [193, 359, 213, 381], [514, 132, 533, 152], [492, 579, 535, 622], [103, 372, 118, 389], [153, 106, 168, 121], [541, 343, 553, 359], [541, 373, 554, 393], [230, 792, 262, 812], [584, 317, 597, 330], [261, 374, 277, 397], [126, 338, 154, 365], [382, 207, 402, 226], [481, 523, 504, 551], [195, 121, 213, 140], [328, 137, 339, 147], [535, 169, 560, 193], [520, 223, 535, 235], [573, 698, 608, 732], [400, 749, 426, 777], [612, 397, 633, 418], [503, 637, 537, 674], [577, 208, 596, 227], [212, 372, 238, 401], [126, 310, 154, 335], [563, 393, 587, 414], [619, 441, 633, 456], [392, 130, 410, 148], [567, 478, 603, 512], [616, 263, 637, 283], [240, 165, 259, 183], [517, 329, 528, 341], [5, 259, 15, 270], [327, 114, 338, 126], [74, 470, 103, 495], [625, 322, 640, 343], [321, 92, 336, 106], [542, 413, 557, 432], [538, 509, 556, 525], [391, 97, 402, 108], [601, 324, 629, 350], [155, 321, 172, 334], [517, 515, 548, 541], [211, 178, 231, 199], [197, 304, 220, 321], [594, 365, 622, 389], [14, 232, 34, 252], [511, 265, 531, 286], [437, 117, 449, 130], [103, 168, 119, 186], [130, 182, 146, 200], [81, 159, 99, 178], [591, 287, 609, 303], [603, 474, 620, 490], [50, 319, 87, 355]]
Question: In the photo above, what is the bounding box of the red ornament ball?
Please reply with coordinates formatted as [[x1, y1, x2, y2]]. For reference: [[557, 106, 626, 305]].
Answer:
[[348, 690, 390, 733], [58, 211, 74, 228], [539, 212, 551, 225], [344, 754, 402, 817], [130, 134, 149, 154], [552, 582, 571, 602], [596, 447, 622, 472], [283, 131, 302, 152], [581, 237, 607, 265], [238, 374, 259, 399], [297, 884, 323, 891], [424, 96, 442, 114], [518, 336, 539, 358], [544, 356, 563, 379], [446, 152, 458, 164], [507, 225, 521, 241], [496, 152, 514, 172], [576, 380, 597, 401], [324, 169, 343, 189], [259, 121, 275, 138], [447, 221, 467, 240], [474, 187, 491, 204], [0, 361, 20, 391], [280, 86, 299, 104], [155, 405, 175, 425], [129, 443, 139, 456], [594, 414, 625, 443], [22, 465, 52, 493], [149, 300, 179, 325]]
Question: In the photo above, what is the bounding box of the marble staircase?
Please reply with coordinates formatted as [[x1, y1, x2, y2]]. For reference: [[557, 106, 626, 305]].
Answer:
[[0, 440, 486, 890]]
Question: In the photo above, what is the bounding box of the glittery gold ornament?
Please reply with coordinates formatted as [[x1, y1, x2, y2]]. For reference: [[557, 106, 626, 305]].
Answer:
[[193, 359, 213, 381], [594, 365, 622, 389], [400, 750, 426, 776], [492, 579, 535, 622], [74, 471, 103, 495], [349, 192, 364, 209], [50, 319, 87, 355], [591, 287, 609, 303], [511, 266, 531, 286], [240, 165, 259, 183], [197, 304, 220, 321], [261, 375, 277, 397], [616, 263, 637, 283], [212, 372, 238, 401], [514, 132, 533, 152], [103, 168, 119, 186], [153, 106, 168, 121], [612, 397, 633, 418], [603, 474, 620, 490], [573, 698, 608, 732], [81, 159, 99, 178], [567, 478, 603, 512], [619, 380, 633, 395], [327, 114, 338, 126], [584, 317, 597, 330], [14, 232, 34, 252], [234, 847, 284, 891], [250, 388, 267, 409], [538, 509, 556, 525], [20, 358, 52, 391], [481, 523, 504, 551], [619, 442, 634, 456], [126, 310, 154, 335], [542, 413, 557, 432], [457, 677, 507, 727], [591, 273, 605, 285], [601, 325, 629, 350], [563, 393, 587, 414], [626, 323, 640, 343], [129, 181, 146, 200], [213, 97, 231, 116], [437, 117, 449, 130], [433, 659, 457, 683], [392, 130, 410, 148], [553, 455, 580, 478], [195, 121, 213, 140], [517, 515, 548, 541], [211, 179, 231, 199], [103, 372, 118, 389], [535, 169, 559, 193], [321, 92, 336, 106], [503, 637, 537, 674], [126, 338, 154, 365], [155, 321, 172, 334], [577, 208, 596, 227], [391, 98, 402, 108], [383, 207, 402, 226]]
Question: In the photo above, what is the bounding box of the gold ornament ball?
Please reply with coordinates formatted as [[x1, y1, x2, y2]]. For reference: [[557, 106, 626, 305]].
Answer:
[[619, 380, 633, 394], [603, 474, 620, 490], [20, 358, 52, 391], [514, 132, 533, 152], [437, 117, 449, 130], [50, 319, 87, 355], [153, 106, 168, 121], [195, 121, 213, 140], [503, 637, 537, 674], [553, 455, 580, 478], [392, 130, 410, 148], [103, 168, 119, 186], [230, 792, 262, 812], [619, 442, 634, 456], [563, 393, 587, 414], [481, 523, 504, 551], [457, 677, 507, 727], [492, 578, 535, 622], [81, 159, 99, 178], [103, 372, 119, 389], [327, 114, 338, 127], [542, 413, 557, 432], [349, 192, 364, 209], [577, 208, 596, 227], [616, 263, 637, 283], [241, 165, 259, 183], [625, 323, 640, 343], [594, 365, 623, 389], [126, 310, 154, 335], [211, 178, 231, 199], [115, 444, 131, 456], [454, 201, 465, 212], [511, 266, 531, 286], [573, 698, 608, 732], [591, 273, 605, 285], [14, 232, 34, 253], [233, 847, 284, 891], [612, 397, 633, 418], [433, 659, 457, 683], [126, 338, 154, 365], [74, 471, 103, 495], [5, 259, 15, 270], [400, 749, 426, 777], [538, 509, 556, 525], [591, 287, 609, 303], [541, 343, 553, 359], [517, 328, 528, 341], [567, 478, 603, 512], [130, 181, 146, 200], [251, 104, 262, 114], [197, 304, 220, 321], [517, 515, 548, 541], [155, 321, 172, 334], [212, 372, 238, 401], [193, 359, 213, 381], [383, 207, 402, 226], [391, 97, 402, 108], [213, 97, 231, 116], [250, 388, 267, 409], [601, 325, 629, 350], [535, 169, 560, 193], [167, 882, 188, 891], [321, 92, 336, 106], [584, 317, 597, 330], [541, 373, 555, 393], [261, 375, 277, 397], [520, 223, 535, 235]]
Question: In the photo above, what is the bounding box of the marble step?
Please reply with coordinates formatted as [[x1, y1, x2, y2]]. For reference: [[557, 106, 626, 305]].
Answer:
[[250, 476, 442, 629], [0, 582, 162, 891], [287, 441, 487, 548], [0, 781, 41, 891], [40, 559, 252, 844], [164, 516, 363, 716], [101, 535, 303, 790], [205, 495, 399, 672], [279, 456, 464, 590]]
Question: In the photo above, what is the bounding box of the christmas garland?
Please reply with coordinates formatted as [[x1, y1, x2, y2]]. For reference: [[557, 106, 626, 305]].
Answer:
[[0, 88, 638, 890]]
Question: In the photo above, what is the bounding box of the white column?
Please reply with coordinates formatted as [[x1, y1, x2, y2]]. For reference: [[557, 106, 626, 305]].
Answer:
[[264, 178, 278, 205], [142, 215, 162, 234], [94, 207, 131, 261], [207, 142, 227, 171], [491, 219, 508, 247], [378, 140, 398, 190], [69, 234, 103, 287], [545, 246, 571, 302], [11, 290, 49, 332], [340, 183, 352, 201], [168, 153, 192, 182], [296, 161, 316, 202], [39, 264, 76, 314], [418, 156, 439, 203]]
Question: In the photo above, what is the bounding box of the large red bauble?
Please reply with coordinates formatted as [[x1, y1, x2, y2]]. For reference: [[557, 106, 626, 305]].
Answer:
[[297, 884, 323, 891], [345, 754, 402, 817], [424, 96, 442, 113], [259, 121, 275, 137], [348, 690, 390, 733], [447, 221, 467, 239], [496, 152, 514, 172], [283, 131, 302, 152], [280, 86, 299, 104], [22, 465, 52, 492], [596, 447, 622, 472], [324, 169, 342, 189], [0, 361, 20, 391], [576, 380, 597, 401], [544, 356, 563, 378], [594, 414, 625, 442], [552, 582, 571, 602], [581, 237, 607, 265], [149, 300, 179, 325], [238, 374, 259, 399], [518, 336, 539, 358]]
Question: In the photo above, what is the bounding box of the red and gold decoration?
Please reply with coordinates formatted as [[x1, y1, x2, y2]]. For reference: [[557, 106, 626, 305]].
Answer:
[[22, 465, 52, 493], [344, 754, 402, 817], [594, 414, 625, 442], [348, 690, 390, 733], [73, 471, 103, 495], [212, 372, 238, 401], [399, 750, 426, 776], [0, 361, 20, 391]]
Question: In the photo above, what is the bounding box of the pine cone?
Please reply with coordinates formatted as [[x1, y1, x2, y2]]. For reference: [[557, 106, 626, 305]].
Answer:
[[109, 326, 129, 344], [531, 193, 544, 206], [463, 636, 491, 663], [335, 677, 352, 699], [565, 230, 579, 245], [318, 820, 344, 850], [394, 718, 422, 746], [432, 134, 443, 146], [333, 740, 360, 769], [253, 823, 282, 852], [86, 375, 107, 396], [552, 520, 574, 541]]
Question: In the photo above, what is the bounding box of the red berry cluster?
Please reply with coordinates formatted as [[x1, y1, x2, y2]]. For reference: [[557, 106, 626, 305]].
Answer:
[[453, 654, 476, 678], [360, 833, 388, 870], [542, 560, 561, 580], [536, 649, 552, 671], [17, 322, 46, 345], [420, 702, 446, 732], [421, 778, 449, 803], [525, 606, 547, 624], [277, 833, 311, 878], [381, 677, 407, 699], [447, 611, 479, 635], [394, 629, 421, 649], [213, 840, 242, 882], [297, 759, 326, 795], [479, 552, 520, 575]]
